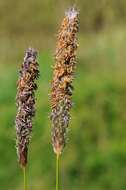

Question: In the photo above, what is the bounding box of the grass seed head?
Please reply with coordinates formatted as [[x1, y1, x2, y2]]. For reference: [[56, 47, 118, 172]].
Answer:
[[51, 7, 79, 155], [15, 48, 39, 167]]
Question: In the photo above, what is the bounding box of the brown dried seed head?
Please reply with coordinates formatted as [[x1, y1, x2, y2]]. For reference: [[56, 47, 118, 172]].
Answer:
[[50, 8, 79, 155], [15, 48, 39, 167]]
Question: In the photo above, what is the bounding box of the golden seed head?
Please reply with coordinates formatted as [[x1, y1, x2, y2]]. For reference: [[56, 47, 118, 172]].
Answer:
[[50, 8, 79, 155]]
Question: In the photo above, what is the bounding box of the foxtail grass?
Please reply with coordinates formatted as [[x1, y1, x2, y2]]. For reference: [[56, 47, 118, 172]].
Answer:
[[15, 48, 39, 189], [50, 7, 79, 190]]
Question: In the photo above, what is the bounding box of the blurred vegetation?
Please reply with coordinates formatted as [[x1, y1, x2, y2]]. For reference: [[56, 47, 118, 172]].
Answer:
[[0, 0, 126, 189]]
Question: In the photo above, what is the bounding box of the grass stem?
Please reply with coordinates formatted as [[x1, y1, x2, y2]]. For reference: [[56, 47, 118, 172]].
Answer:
[[56, 154, 60, 190], [23, 166, 27, 190]]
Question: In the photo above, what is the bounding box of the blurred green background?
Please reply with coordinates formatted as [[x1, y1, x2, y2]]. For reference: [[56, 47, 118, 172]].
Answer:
[[0, 0, 126, 189]]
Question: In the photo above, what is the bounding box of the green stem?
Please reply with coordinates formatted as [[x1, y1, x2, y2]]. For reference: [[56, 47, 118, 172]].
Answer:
[[56, 154, 60, 190], [23, 167, 27, 190]]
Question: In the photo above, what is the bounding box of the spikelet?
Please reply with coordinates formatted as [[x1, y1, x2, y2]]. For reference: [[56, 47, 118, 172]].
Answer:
[[15, 48, 39, 167], [50, 8, 79, 155]]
